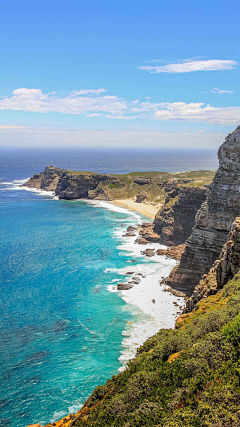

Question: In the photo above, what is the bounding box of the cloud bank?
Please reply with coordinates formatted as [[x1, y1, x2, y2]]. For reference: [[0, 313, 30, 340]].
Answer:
[[0, 87, 240, 125], [154, 102, 240, 125], [137, 59, 238, 74], [0, 88, 127, 115]]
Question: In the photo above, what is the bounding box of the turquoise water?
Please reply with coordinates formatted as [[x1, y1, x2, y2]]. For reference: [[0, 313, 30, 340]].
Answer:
[[0, 184, 148, 427], [0, 148, 217, 427]]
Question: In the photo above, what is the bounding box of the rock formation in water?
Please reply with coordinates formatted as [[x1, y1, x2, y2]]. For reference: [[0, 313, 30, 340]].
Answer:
[[165, 126, 240, 295]]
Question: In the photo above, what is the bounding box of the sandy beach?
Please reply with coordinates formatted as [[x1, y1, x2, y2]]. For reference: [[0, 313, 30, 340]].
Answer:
[[112, 199, 162, 219]]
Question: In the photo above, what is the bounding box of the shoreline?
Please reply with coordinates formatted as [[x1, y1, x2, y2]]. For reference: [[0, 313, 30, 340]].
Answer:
[[5, 179, 186, 424], [112, 198, 162, 219], [107, 218, 185, 370]]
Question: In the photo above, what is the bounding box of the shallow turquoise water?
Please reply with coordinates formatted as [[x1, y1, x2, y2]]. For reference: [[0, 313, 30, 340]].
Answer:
[[0, 148, 216, 427], [0, 186, 148, 427]]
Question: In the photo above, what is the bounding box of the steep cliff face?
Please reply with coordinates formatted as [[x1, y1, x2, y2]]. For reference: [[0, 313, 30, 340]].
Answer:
[[138, 185, 207, 251], [165, 126, 240, 295], [24, 166, 119, 200], [55, 172, 112, 200], [153, 185, 207, 246], [185, 217, 240, 310], [25, 166, 63, 191]]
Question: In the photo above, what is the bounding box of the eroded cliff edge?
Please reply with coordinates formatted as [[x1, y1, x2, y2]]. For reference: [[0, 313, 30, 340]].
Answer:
[[165, 126, 240, 296], [24, 167, 213, 204]]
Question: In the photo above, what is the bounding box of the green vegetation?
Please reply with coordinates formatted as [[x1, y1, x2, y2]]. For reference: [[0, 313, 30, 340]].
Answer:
[[74, 274, 240, 427], [108, 183, 124, 189], [102, 170, 215, 202], [53, 168, 215, 203]]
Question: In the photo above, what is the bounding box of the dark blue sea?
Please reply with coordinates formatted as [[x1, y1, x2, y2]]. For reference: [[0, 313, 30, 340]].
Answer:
[[0, 148, 218, 427]]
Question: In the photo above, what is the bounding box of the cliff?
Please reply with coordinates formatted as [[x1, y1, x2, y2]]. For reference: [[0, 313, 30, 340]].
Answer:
[[139, 185, 207, 247], [185, 217, 240, 311], [24, 167, 214, 203], [165, 126, 240, 295], [24, 166, 118, 200]]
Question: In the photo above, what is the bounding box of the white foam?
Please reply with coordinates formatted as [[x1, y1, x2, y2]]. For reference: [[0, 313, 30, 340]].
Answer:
[[85, 200, 143, 224], [1, 178, 58, 199], [104, 219, 184, 371], [68, 404, 83, 413], [51, 410, 68, 422]]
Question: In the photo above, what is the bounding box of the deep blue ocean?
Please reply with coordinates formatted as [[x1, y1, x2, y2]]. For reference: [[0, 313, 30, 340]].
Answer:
[[0, 148, 218, 427]]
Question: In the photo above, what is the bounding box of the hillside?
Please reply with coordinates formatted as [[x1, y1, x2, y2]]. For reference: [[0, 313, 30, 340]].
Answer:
[[34, 270, 240, 427]]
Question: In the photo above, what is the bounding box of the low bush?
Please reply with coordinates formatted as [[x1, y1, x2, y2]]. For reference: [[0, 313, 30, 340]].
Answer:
[[74, 275, 240, 426]]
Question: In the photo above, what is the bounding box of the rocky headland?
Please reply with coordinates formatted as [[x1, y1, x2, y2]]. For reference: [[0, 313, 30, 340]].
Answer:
[[24, 166, 214, 204], [24, 167, 212, 261]]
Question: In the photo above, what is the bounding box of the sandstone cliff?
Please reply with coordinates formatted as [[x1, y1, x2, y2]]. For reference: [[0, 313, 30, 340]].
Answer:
[[137, 185, 207, 264], [185, 217, 240, 310], [165, 126, 240, 295], [24, 166, 121, 200], [153, 185, 207, 246]]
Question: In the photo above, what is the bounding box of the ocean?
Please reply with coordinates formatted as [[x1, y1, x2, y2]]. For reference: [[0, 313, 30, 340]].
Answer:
[[0, 148, 218, 427]]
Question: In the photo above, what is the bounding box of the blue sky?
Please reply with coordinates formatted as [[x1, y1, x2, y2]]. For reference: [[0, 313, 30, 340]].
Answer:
[[0, 0, 240, 147]]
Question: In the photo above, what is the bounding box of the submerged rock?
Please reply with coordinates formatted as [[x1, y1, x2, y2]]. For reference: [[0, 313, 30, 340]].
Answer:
[[117, 283, 134, 290], [141, 248, 155, 257]]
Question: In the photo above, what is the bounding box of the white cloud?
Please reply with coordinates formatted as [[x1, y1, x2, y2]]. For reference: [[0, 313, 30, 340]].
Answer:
[[154, 102, 240, 125], [1, 87, 240, 126], [86, 113, 102, 117], [131, 102, 160, 112], [132, 100, 139, 104], [210, 87, 234, 94], [70, 88, 107, 96], [105, 114, 138, 120], [0, 88, 127, 115], [137, 59, 238, 74]]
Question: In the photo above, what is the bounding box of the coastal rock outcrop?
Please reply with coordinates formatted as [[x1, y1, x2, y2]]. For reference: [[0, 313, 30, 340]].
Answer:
[[153, 185, 208, 246], [24, 166, 119, 200], [165, 126, 240, 295], [185, 217, 240, 310], [137, 185, 207, 252], [156, 244, 185, 261]]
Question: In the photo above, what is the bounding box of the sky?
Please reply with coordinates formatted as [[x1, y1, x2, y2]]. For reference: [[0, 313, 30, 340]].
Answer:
[[0, 0, 240, 148]]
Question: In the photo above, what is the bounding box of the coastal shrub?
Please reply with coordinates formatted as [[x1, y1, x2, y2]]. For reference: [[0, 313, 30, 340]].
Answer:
[[222, 313, 240, 350], [108, 183, 123, 189], [85, 384, 109, 406], [74, 274, 240, 427]]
